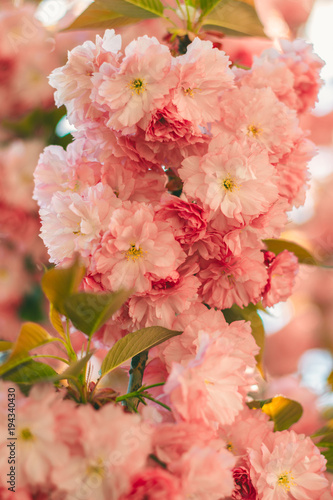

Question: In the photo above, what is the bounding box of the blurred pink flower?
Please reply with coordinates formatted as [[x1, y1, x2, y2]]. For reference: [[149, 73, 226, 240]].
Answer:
[[249, 429, 328, 499]]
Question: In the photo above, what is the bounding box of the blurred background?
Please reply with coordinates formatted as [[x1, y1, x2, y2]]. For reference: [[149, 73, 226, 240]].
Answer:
[[2, 0, 333, 433]]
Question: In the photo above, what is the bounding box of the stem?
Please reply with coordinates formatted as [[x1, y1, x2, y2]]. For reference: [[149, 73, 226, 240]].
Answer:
[[32, 354, 70, 364], [83, 335, 93, 383], [125, 350, 149, 409], [184, 0, 192, 31], [65, 318, 77, 361], [142, 382, 166, 390], [140, 393, 171, 412]]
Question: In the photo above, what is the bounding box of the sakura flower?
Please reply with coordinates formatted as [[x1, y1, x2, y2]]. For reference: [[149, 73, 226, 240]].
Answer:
[[172, 37, 234, 125], [49, 29, 122, 127], [121, 468, 182, 500], [220, 405, 274, 460], [95, 36, 177, 131], [274, 136, 315, 208], [34, 139, 103, 210], [179, 138, 278, 225], [0, 384, 70, 489], [159, 303, 228, 369], [232, 466, 257, 500], [128, 259, 200, 329], [40, 183, 120, 264], [155, 194, 208, 249], [94, 201, 185, 293], [53, 402, 152, 500], [171, 445, 236, 500], [198, 248, 268, 309], [249, 430, 328, 499], [262, 250, 299, 308], [153, 420, 218, 465], [0, 139, 44, 213], [269, 39, 324, 114], [33, 145, 69, 209], [218, 86, 301, 162], [145, 101, 206, 146], [164, 330, 258, 428]]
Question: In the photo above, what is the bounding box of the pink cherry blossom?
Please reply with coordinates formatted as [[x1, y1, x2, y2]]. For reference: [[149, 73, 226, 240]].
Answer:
[[172, 37, 234, 125], [0, 139, 43, 213], [262, 250, 299, 308], [249, 430, 328, 499], [218, 86, 301, 162], [40, 183, 120, 264], [171, 445, 236, 499], [0, 385, 70, 489], [128, 259, 200, 329], [198, 248, 268, 309], [121, 468, 182, 500], [232, 466, 257, 499], [180, 137, 278, 226], [94, 201, 185, 293], [164, 329, 258, 427], [94, 36, 177, 132], [49, 29, 122, 127]]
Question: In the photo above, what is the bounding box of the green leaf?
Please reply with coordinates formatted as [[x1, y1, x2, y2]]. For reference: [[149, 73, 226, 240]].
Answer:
[[263, 239, 318, 266], [312, 424, 333, 472], [63, 0, 141, 31], [0, 354, 32, 377], [63, 289, 131, 337], [52, 353, 93, 382], [101, 326, 182, 377], [103, 0, 164, 18], [49, 304, 66, 339], [41, 256, 85, 315], [2, 360, 57, 394], [322, 446, 333, 473], [8, 322, 56, 362], [223, 303, 265, 377], [260, 396, 303, 431], [201, 0, 266, 37], [199, 0, 223, 17]]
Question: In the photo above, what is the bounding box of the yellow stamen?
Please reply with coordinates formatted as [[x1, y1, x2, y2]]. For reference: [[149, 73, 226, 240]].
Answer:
[[277, 471, 294, 491], [226, 442, 233, 451], [125, 244, 144, 261], [182, 87, 200, 98], [20, 428, 34, 441], [73, 222, 81, 235], [128, 78, 146, 95], [222, 176, 237, 192], [86, 458, 105, 478], [247, 124, 262, 138]]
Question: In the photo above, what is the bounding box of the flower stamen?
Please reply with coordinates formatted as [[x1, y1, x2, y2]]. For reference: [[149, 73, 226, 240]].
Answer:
[[20, 428, 34, 441], [125, 244, 144, 261], [128, 78, 146, 95], [182, 87, 200, 98], [247, 124, 262, 138], [277, 471, 294, 491], [221, 176, 237, 192]]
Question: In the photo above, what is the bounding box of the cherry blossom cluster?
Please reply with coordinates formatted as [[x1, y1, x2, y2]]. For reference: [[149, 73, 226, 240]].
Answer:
[[29, 28, 332, 499], [0, 314, 329, 500], [35, 29, 323, 341], [0, 1, 62, 122]]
